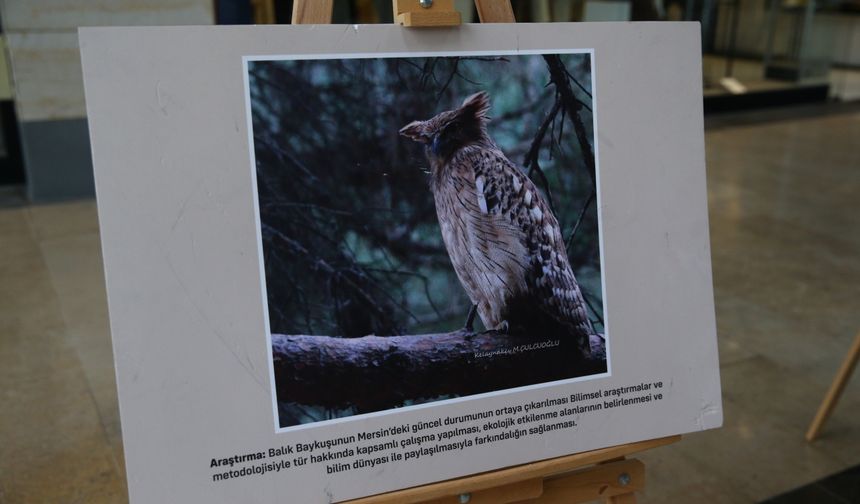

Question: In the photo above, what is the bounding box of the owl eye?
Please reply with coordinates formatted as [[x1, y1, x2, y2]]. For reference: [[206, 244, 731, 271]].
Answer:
[[431, 135, 442, 155]]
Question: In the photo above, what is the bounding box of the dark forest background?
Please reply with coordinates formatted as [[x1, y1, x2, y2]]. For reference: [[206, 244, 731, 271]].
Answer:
[[248, 54, 602, 425]]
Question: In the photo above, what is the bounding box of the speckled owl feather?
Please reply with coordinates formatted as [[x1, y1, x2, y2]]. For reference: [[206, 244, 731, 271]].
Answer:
[[400, 92, 595, 352]]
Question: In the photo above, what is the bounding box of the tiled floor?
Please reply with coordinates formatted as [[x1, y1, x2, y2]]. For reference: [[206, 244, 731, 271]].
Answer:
[[0, 201, 126, 502], [762, 463, 860, 504], [1, 108, 859, 502]]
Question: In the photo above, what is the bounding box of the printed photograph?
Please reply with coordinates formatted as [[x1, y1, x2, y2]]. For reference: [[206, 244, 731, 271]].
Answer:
[[245, 51, 607, 429]]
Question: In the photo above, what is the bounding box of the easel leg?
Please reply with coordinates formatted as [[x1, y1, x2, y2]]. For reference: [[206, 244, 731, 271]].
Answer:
[[806, 329, 860, 441], [606, 493, 636, 504]]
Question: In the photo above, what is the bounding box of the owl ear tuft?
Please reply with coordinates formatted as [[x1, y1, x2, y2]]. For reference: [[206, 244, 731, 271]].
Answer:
[[460, 91, 491, 122]]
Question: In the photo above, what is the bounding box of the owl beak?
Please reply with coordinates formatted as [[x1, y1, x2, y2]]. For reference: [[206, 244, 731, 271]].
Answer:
[[399, 121, 430, 143]]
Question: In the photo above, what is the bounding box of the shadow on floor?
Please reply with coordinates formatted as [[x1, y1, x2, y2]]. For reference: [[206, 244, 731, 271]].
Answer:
[[761, 464, 860, 504]]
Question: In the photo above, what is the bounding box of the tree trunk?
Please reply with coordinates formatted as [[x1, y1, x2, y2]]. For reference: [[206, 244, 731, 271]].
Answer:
[[271, 330, 606, 413]]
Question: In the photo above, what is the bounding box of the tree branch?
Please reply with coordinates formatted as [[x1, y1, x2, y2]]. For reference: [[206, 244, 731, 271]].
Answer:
[[271, 330, 606, 413], [262, 223, 402, 334], [543, 55, 595, 186], [565, 189, 595, 252], [523, 99, 563, 213]]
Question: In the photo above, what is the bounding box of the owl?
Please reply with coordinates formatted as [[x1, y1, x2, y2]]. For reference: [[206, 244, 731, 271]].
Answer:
[[400, 92, 595, 354]]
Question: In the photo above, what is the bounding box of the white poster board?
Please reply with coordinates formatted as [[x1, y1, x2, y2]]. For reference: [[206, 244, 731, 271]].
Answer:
[[80, 23, 722, 503]]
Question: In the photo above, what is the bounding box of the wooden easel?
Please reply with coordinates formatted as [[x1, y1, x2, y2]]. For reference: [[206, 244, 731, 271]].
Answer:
[[290, 1, 681, 502], [806, 329, 860, 441]]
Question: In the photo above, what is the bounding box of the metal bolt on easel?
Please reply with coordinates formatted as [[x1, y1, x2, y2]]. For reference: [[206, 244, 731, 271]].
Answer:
[[419, 0, 433, 7], [618, 472, 631, 486], [459, 493, 471, 503]]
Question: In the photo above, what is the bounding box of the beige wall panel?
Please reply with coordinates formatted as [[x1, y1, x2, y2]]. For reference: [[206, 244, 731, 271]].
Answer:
[[0, 37, 14, 100], [0, 0, 214, 31], [819, 14, 860, 67], [711, 0, 860, 67], [5, 32, 85, 121], [712, 0, 792, 57]]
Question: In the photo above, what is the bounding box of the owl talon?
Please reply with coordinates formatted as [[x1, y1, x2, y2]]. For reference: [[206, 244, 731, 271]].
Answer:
[[463, 304, 477, 332], [496, 320, 510, 334]]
